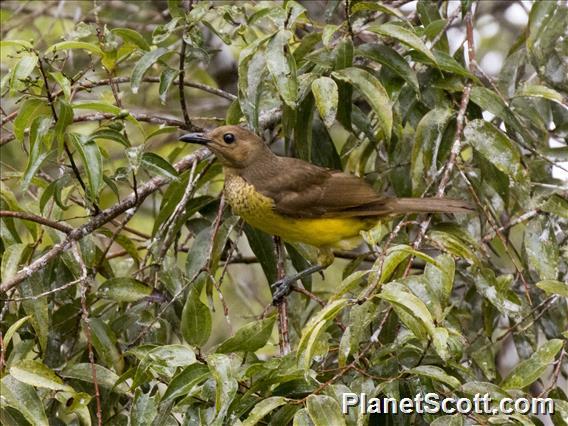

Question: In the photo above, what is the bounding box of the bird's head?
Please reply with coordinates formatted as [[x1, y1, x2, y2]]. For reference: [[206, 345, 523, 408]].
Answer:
[[179, 125, 269, 168]]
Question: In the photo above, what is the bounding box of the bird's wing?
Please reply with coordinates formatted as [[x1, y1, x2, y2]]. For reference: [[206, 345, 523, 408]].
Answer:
[[250, 157, 384, 218]]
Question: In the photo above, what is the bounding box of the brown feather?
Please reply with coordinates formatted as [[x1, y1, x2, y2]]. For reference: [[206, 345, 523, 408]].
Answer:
[[194, 125, 473, 219]]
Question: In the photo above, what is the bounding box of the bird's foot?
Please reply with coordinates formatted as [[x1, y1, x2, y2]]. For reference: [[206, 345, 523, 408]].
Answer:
[[270, 264, 326, 305], [271, 276, 295, 305]]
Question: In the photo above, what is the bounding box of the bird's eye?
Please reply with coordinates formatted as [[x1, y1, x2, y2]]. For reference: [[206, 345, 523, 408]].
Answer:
[[223, 133, 235, 144]]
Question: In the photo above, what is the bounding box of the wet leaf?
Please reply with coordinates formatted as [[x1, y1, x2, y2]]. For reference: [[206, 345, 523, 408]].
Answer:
[[311, 77, 338, 127], [130, 47, 170, 94], [266, 30, 298, 108], [501, 339, 563, 389], [367, 22, 437, 64], [97, 277, 153, 302], [306, 394, 346, 426], [216, 315, 276, 353], [332, 67, 392, 140]]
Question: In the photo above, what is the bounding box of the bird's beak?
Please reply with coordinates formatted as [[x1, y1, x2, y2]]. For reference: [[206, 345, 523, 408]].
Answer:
[[179, 133, 211, 145]]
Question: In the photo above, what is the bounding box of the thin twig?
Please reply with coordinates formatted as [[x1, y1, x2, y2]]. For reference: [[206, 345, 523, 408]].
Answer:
[[72, 243, 102, 426], [37, 56, 97, 213], [179, 4, 194, 131], [274, 236, 290, 355], [481, 209, 539, 242], [0, 210, 73, 233]]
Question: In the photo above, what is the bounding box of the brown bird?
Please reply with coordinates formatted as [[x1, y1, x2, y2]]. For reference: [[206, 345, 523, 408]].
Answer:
[[180, 125, 472, 301]]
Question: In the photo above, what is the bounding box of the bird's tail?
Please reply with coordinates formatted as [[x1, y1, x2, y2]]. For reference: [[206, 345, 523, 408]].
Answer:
[[385, 197, 474, 214]]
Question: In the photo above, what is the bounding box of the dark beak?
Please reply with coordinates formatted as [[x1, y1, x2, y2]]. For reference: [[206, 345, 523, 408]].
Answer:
[[179, 133, 211, 145]]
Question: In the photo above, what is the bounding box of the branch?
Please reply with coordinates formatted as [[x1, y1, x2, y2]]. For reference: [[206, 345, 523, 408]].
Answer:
[[75, 77, 237, 102], [179, 0, 197, 131], [401, 10, 475, 275], [37, 56, 97, 213], [0, 148, 211, 294], [274, 236, 291, 355], [2, 112, 213, 146], [0, 211, 73, 233], [481, 209, 539, 242]]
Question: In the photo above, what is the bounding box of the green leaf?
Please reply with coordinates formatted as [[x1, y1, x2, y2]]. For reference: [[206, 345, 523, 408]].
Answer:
[[72, 101, 122, 114], [89, 317, 124, 373], [433, 50, 475, 79], [379, 282, 436, 340], [13, 98, 51, 142], [61, 363, 130, 394], [408, 365, 461, 389], [53, 100, 74, 149], [10, 55, 38, 88], [243, 224, 277, 284], [431, 415, 465, 426], [501, 339, 563, 389], [428, 224, 478, 264], [158, 67, 178, 104], [21, 115, 52, 192], [306, 394, 346, 426], [411, 108, 454, 195], [225, 100, 243, 125], [141, 152, 179, 181], [68, 133, 103, 202], [238, 36, 269, 130], [464, 119, 523, 181], [10, 360, 73, 392], [514, 84, 566, 106], [21, 274, 49, 352], [297, 299, 349, 371], [524, 218, 559, 281], [216, 315, 276, 353], [145, 125, 177, 141], [1, 375, 49, 426], [472, 267, 522, 317], [130, 389, 157, 426], [536, 280, 568, 297], [97, 277, 153, 302], [3, 315, 31, 350], [366, 22, 437, 65], [352, 1, 407, 20], [162, 363, 209, 401], [130, 47, 170, 94], [311, 77, 338, 127], [90, 127, 129, 147], [357, 43, 419, 93], [207, 354, 238, 422], [47, 41, 103, 56], [1, 243, 28, 282], [332, 67, 392, 140], [0, 39, 34, 50], [152, 17, 181, 44], [181, 284, 212, 347], [111, 28, 150, 51], [242, 397, 288, 426], [266, 30, 298, 108]]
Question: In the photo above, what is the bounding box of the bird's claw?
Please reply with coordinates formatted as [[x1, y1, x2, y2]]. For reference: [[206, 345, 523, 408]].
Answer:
[[271, 276, 294, 305]]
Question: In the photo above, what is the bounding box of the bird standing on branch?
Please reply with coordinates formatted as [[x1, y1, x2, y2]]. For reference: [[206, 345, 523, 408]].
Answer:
[[179, 126, 473, 302]]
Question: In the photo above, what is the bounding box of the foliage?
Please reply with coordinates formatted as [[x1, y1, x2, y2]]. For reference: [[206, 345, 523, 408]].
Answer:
[[1, 1, 567, 425]]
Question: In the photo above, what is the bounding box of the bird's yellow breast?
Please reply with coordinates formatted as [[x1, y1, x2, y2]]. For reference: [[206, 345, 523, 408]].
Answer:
[[224, 174, 372, 249]]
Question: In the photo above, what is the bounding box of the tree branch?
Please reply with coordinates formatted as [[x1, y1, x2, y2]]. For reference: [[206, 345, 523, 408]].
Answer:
[[0, 210, 73, 234]]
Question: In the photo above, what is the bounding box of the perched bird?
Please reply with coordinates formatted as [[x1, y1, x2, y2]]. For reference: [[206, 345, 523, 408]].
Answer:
[[180, 125, 472, 301]]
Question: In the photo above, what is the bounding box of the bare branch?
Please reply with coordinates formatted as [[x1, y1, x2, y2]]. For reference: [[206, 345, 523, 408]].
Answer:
[[0, 210, 73, 233]]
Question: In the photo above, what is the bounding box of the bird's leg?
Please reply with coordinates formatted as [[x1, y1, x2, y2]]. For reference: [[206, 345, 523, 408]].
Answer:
[[271, 248, 334, 304]]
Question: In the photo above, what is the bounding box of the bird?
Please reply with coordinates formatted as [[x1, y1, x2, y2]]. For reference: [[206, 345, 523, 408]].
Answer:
[[179, 125, 473, 302]]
